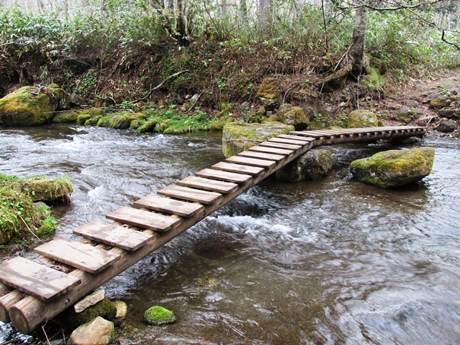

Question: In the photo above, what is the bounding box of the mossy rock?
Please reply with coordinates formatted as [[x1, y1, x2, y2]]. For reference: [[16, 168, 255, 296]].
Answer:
[[256, 77, 282, 111], [138, 117, 161, 133], [125, 112, 148, 122], [85, 116, 102, 126], [53, 110, 79, 123], [222, 122, 294, 158], [61, 297, 117, 330], [47, 84, 71, 110], [209, 121, 224, 131], [277, 105, 309, 130], [347, 109, 378, 128], [77, 114, 91, 125], [350, 147, 435, 188], [144, 306, 176, 326], [0, 174, 57, 245], [276, 149, 333, 182], [430, 95, 451, 109], [130, 119, 143, 129], [20, 176, 73, 203], [0, 86, 56, 126]]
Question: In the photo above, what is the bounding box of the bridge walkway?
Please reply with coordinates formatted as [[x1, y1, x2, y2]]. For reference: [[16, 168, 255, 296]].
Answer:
[[0, 126, 425, 333]]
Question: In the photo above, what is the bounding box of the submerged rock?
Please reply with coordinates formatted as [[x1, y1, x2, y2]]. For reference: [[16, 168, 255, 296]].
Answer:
[[350, 147, 435, 188], [144, 306, 176, 326], [276, 149, 333, 182], [222, 121, 294, 158]]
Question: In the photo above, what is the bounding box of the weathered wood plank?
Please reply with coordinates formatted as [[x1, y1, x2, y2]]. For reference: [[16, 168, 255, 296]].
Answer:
[[106, 206, 181, 232], [277, 134, 316, 141], [177, 176, 238, 194], [225, 156, 276, 168], [238, 150, 285, 161], [248, 145, 294, 155], [34, 238, 120, 274], [158, 185, 222, 204], [269, 137, 309, 145], [259, 141, 302, 150], [73, 220, 154, 252], [134, 194, 204, 217], [211, 162, 264, 175], [0, 257, 80, 301], [195, 168, 252, 184]]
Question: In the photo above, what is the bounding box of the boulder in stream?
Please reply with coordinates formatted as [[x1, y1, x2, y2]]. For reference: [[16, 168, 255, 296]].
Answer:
[[0, 85, 70, 126], [276, 149, 333, 182], [222, 121, 294, 158], [144, 305, 176, 325], [350, 147, 435, 188]]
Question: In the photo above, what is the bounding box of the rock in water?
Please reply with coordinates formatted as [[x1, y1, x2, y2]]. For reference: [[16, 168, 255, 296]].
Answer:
[[144, 306, 176, 325], [222, 122, 294, 158], [350, 147, 435, 188], [68, 317, 114, 345], [276, 149, 333, 182]]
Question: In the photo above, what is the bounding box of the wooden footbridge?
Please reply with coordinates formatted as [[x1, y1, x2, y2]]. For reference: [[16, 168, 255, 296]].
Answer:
[[0, 126, 425, 334]]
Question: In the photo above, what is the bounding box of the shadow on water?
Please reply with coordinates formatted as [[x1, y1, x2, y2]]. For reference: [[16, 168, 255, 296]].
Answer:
[[1, 126, 460, 344]]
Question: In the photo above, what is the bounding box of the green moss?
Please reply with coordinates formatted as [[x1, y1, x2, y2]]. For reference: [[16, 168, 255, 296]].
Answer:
[[350, 147, 435, 188], [85, 115, 102, 126], [0, 174, 60, 244], [144, 306, 176, 325], [61, 297, 117, 329], [222, 121, 294, 157], [20, 176, 73, 203], [53, 110, 79, 123], [347, 109, 378, 128], [77, 114, 91, 125], [362, 67, 385, 91], [0, 86, 56, 126], [138, 117, 161, 133]]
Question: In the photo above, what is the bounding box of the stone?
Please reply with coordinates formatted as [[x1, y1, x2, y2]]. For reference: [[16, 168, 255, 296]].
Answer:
[[395, 106, 416, 123], [438, 109, 458, 119], [256, 77, 282, 111], [144, 306, 176, 325], [68, 317, 114, 345], [113, 300, 128, 318], [350, 147, 435, 188], [61, 297, 117, 329], [277, 105, 309, 130], [74, 290, 105, 314], [0, 86, 56, 126], [108, 114, 129, 129], [430, 95, 451, 109], [347, 109, 378, 128], [436, 120, 458, 133], [275, 150, 333, 182], [222, 122, 294, 158]]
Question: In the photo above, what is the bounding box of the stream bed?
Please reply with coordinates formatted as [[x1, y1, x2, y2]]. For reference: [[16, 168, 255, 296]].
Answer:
[[1, 124, 460, 344]]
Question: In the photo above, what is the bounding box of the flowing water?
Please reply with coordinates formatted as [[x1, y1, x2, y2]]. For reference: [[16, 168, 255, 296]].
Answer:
[[1, 124, 460, 345]]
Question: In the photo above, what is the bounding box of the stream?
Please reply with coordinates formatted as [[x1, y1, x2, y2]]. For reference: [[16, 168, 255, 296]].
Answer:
[[1, 124, 460, 344]]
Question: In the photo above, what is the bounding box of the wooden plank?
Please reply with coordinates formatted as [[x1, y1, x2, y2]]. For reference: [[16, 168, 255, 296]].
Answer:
[[107, 206, 180, 232], [211, 162, 264, 175], [177, 176, 238, 194], [0, 257, 80, 301], [34, 238, 120, 274], [195, 168, 252, 184], [277, 134, 316, 141], [259, 141, 302, 150], [248, 145, 294, 155], [225, 156, 276, 168], [158, 185, 222, 204], [238, 150, 285, 161], [73, 220, 154, 252], [269, 137, 309, 145], [134, 194, 204, 217]]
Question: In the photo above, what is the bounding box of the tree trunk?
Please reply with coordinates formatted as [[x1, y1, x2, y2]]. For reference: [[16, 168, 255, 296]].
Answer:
[[350, 5, 369, 79]]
